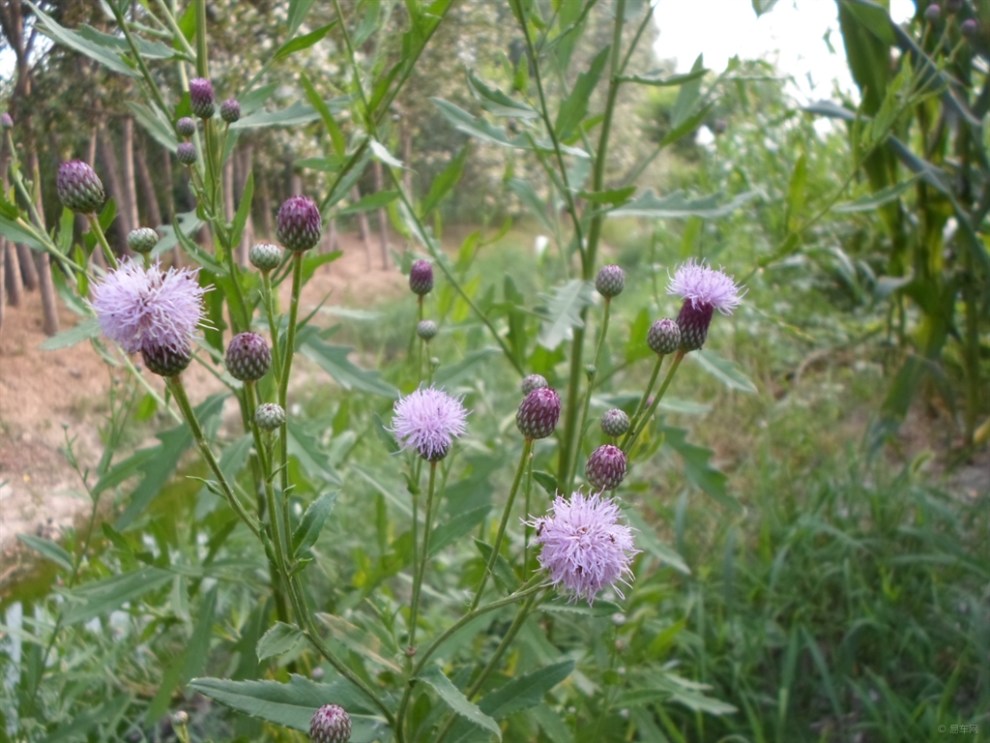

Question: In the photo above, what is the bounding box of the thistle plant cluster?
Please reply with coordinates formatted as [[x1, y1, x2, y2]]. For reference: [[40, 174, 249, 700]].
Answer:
[[2, 2, 750, 740]]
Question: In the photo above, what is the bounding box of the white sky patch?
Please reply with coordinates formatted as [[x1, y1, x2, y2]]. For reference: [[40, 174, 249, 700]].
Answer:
[[653, 0, 915, 103]]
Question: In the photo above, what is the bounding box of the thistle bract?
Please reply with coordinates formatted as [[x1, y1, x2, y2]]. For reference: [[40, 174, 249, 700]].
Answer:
[[417, 320, 438, 341], [516, 387, 560, 440], [309, 704, 351, 743], [391, 386, 468, 461], [586, 444, 628, 491], [667, 260, 742, 351], [530, 491, 638, 604], [276, 196, 322, 252], [249, 242, 282, 271], [647, 318, 681, 355], [176, 142, 197, 165], [220, 98, 241, 123], [521, 374, 548, 396], [600, 409, 630, 438], [56, 160, 106, 214], [409, 259, 434, 295], [189, 77, 215, 119], [176, 116, 196, 137], [255, 403, 286, 431], [595, 264, 625, 298], [91, 259, 206, 375], [127, 227, 159, 255], [225, 332, 271, 382]]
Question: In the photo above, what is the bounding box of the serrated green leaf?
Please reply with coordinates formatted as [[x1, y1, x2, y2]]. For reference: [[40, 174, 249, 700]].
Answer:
[[417, 665, 501, 740], [480, 660, 574, 718], [421, 147, 469, 216], [690, 351, 757, 393], [63, 566, 172, 624], [231, 99, 346, 130], [28, 2, 138, 77], [39, 318, 100, 351], [17, 534, 72, 571], [336, 190, 398, 216], [189, 675, 386, 740], [292, 492, 338, 556], [316, 614, 402, 673], [537, 279, 594, 350], [257, 622, 307, 661], [431, 98, 514, 148], [555, 46, 609, 140]]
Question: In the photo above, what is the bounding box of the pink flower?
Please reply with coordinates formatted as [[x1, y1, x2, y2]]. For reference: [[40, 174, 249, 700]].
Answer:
[[91, 259, 206, 358], [667, 260, 743, 351], [530, 491, 638, 604], [391, 386, 468, 461]]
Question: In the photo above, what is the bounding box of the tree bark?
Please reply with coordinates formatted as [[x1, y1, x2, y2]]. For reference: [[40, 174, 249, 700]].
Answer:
[[30, 152, 58, 335], [122, 116, 140, 232], [4, 242, 23, 307], [134, 131, 162, 229], [98, 122, 132, 244]]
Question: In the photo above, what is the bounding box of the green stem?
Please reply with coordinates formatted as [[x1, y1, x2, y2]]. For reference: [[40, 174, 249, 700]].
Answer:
[[566, 297, 612, 487], [408, 460, 438, 649], [166, 375, 261, 538], [622, 350, 685, 453], [622, 353, 663, 449], [469, 438, 533, 611], [86, 214, 119, 269]]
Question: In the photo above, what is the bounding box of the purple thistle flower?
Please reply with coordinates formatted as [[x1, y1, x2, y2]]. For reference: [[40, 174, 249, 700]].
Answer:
[[90, 259, 206, 361], [188, 77, 215, 119], [391, 386, 468, 461], [1, 113, 13, 129], [667, 260, 743, 351], [276, 195, 322, 252], [585, 444, 628, 491], [56, 160, 106, 214], [309, 704, 351, 743], [409, 259, 434, 296], [529, 491, 638, 604]]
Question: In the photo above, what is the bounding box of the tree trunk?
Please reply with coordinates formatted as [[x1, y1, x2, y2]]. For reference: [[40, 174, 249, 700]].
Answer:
[[134, 129, 162, 229], [99, 123, 132, 244], [30, 152, 58, 335], [122, 117, 139, 232], [373, 159, 389, 270], [4, 242, 23, 307], [258, 171, 273, 238]]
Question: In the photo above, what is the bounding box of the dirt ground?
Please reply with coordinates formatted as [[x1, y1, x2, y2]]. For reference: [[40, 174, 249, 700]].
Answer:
[[0, 232, 407, 586]]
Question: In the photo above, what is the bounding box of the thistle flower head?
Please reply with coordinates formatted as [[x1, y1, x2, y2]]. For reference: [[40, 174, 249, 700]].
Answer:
[[600, 408, 630, 438], [176, 142, 197, 165], [225, 332, 271, 382], [276, 195, 322, 252], [595, 264, 625, 298], [409, 259, 434, 296], [391, 386, 468, 461], [56, 160, 106, 214], [1, 113, 12, 129], [249, 242, 282, 271], [309, 704, 351, 743], [529, 491, 638, 604], [647, 317, 681, 355], [667, 260, 742, 351], [220, 98, 241, 123], [516, 387, 561, 440], [127, 227, 159, 255], [188, 77, 215, 119], [520, 374, 548, 396], [176, 116, 196, 137], [90, 259, 206, 372], [585, 444, 628, 491]]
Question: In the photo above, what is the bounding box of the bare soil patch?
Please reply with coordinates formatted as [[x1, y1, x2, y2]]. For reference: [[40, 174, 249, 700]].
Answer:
[[0, 232, 407, 588]]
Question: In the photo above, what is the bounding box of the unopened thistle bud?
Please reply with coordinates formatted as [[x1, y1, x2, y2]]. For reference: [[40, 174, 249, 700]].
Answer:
[[521, 374, 548, 395], [142, 341, 193, 377], [188, 77, 215, 119], [961, 18, 978, 38], [255, 402, 286, 431], [176, 142, 197, 165], [127, 227, 159, 255], [647, 318, 681, 355], [516, 387, 561, 440], [225, 332, 271, 381], [409, 259, 434, 295], [176, 116, 196, 137], [600, 409, 630, 438], [417, 320, 438, 341], [56, 160, 106, 214], [276, 196, 322, 252], [595, 264, 625, 299], [1, 113, 12, 129], [586, 444, 627, 491], [309, 704, 352, 743], [923, 3, 940, 21], [249, 242, 282, 271], [220, 98, 241, 123]]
